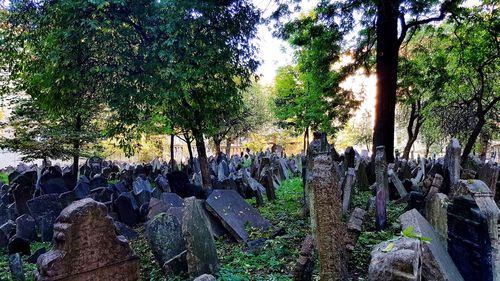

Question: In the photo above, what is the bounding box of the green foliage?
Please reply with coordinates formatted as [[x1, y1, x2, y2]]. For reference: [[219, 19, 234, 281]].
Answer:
[[349, 190, 407, 278], [0, 241, 50, 281], [273, 7, 360, 137], [217, 178, 317, 280]]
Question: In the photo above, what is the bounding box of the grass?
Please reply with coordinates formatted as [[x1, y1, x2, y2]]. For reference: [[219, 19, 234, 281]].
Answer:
[[0, 172, 8, 185], [348, 190, 407, 280], [0, 242, 50, 281]]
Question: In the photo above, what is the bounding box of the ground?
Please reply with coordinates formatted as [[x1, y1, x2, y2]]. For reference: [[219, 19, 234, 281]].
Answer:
[[0, 176, 406, 281]]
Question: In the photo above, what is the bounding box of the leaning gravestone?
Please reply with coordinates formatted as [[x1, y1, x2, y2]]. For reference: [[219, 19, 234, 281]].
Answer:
[[369, 238, 421, 281], [400, 209, 464, 281], [182, 197, 219, 278], [27, 194, 64, 242], [35, 198, 139, 281], [205, 190, 270, 242], [145, 212, 186, 275]]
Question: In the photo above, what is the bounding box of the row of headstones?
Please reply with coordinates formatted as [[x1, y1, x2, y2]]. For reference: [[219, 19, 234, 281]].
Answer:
[[369, 138, 500, 281], [299, 133, 499, 281]]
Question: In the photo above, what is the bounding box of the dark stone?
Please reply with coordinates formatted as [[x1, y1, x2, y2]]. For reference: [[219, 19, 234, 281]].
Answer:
[[114, 221, 139, 240], [134, 189, 152, 207], [8, 235, 30, 255], [133, 177, 153, 194], [61, 172, 76, 191], [114, 194, 138, 227], [145, 213, 186, 269], [38, 169, 67, 195], [155, 175, 170, 193], [205, 190, 271, 242], [73, 176, 90, 199], [448, 197, 492, 281], [9, 253, 25, 281], [59, 190, 77, 207], [27, 194, 64, 241], [27, 247, 46, 264], [90, 175, 108, 191], [12, 184, 34, 215], [139, 203, 149, 222], [15, 214, 36, 241], [0, 220, 16, 247], [182, 197, 219, 278]]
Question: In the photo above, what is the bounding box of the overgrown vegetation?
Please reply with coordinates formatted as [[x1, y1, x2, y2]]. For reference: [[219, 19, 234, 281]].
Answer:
[[349, 190, 407, 279], [0, 242, 49, 281]]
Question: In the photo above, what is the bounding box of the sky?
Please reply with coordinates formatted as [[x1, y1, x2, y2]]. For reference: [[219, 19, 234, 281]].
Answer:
[[251, 0, 318, 84]]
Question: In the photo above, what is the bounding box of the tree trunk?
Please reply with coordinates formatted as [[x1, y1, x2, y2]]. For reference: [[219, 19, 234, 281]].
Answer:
[[373, 0, 399, 163], [303, 126, 309, 152], [479, 131, 490, 161], [72, 115, 82, 182], [170, 134, 175, 170], [214, 138, 222, 157], [424, 142, 431, 158], [186, 138, 194, 169], [225, 138, 232, 156], [461, 117, 486, 163], [194, 129, 212, 189], [402, 103, 423, 160]]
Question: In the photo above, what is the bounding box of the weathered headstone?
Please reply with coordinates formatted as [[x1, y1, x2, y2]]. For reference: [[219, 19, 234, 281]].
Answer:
[[12, 184, 33, 216], [369, 238, 421, 281], [182, 197, 219, 278], [205, 190, 270, 242], [388, 169, 408, 198], [114, 194, 138, 227], [444, 138, 461, 191], [346, 208, 366, 253], [425, 193, 449, 248], [145, 212, 186, 275], [293, 235, 315, 281], [400, 209, 464, 281], [9, 253, 25, 281], [304, 132, 330, 218], [15, 214, 36, 242], [307, 153, 347, 280], [27, 194, 64, 242], [35, 198, 139, 281], [341, 168, 355, 215]]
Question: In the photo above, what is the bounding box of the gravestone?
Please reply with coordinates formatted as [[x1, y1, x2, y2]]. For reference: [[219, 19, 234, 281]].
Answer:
[[132, 177, 152, 194], [307, 153, 347, 280], [346, 208, 366, 253], [205, 190, 270, 242], [448, 197, 494, 281], [444, 139, 461, 192], [12, 184, 34, 216], [155, 174, 170, 193], [369, 238, 421, 281], [182, 197, 219, 278], [293, 235, 315, 281], [73, 176, 90, 199], [114, 194, 138, 227], [145, 212, 186, 275], [304, 132, 330, 218], [15, 214, 36, 242], [425, 193, 449, 248], [34, 199, 139, 281], [388, 169, 408, 198], [89, 176, 108, 191], [375, 146, 388, 230], [478, 162, 499, 195], [400, 209, 464, 281], [9, 253, 24, 281], [27, 194, 64, 242], [341, 168, 355, 215]]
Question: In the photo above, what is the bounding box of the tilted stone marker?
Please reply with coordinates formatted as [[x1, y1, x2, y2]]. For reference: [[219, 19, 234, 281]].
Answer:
[[346, 207, 366, 253], [182, 197, 219, 278], [293, 235, 315, 281], [388, 168, 407, 198], [145, 212, 186, 276], [341, 168, 356, 215], [205, 190, 270, 242], [425, 192, 449, 248], [307, 153, 347, 280], [400, 209, 464, 281], [35, 198, 139, 281]]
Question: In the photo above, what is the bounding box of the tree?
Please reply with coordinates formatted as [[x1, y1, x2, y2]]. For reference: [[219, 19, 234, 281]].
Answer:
[[1, 0, 153, 179], [151, 0, 260, 187], [274, 9, 359, 149], [428, 6, 499, 162], [273, 0, 461, 162]]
